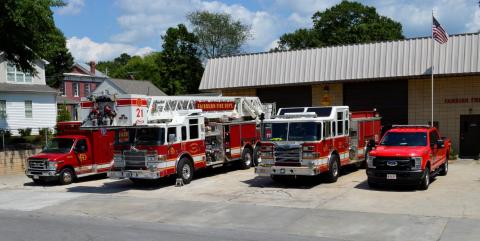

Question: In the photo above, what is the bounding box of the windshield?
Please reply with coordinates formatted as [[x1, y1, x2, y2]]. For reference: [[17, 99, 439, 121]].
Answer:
[[380, 132, 427, 146], [43, 138, 75, 153], [263, 122, 321, 141], [134, 128, 165, 146]]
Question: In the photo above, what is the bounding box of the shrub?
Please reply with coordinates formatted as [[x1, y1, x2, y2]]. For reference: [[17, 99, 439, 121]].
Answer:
[[18, 128, 32, 137], [57, 104, 71, 122]]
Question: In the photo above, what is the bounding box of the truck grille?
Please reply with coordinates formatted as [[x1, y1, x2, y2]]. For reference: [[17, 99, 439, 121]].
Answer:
[[28, 159, 48, 170], [373, 157, 412, 171], [123, 150, 147, 169], [274, 144, 301, 166]]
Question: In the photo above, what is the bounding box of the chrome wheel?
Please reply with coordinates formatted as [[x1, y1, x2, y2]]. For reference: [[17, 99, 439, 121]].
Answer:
[[63, 171, 72, 184], [332, 160, 339, 177], [244, 152, 252, 166], [182, 163, 191, 180], [424, 171, 430, 186]]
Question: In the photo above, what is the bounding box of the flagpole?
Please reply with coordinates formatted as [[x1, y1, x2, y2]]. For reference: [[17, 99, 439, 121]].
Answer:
[[431, 10, 435, 127]]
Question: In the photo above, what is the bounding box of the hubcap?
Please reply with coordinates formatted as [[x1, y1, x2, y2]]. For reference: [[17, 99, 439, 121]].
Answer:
[[332, 161, 338, 177], [182, 164, 191, 180], [425, 171, 429, 186], [244, 152, 252, 166], [63, 171, 72, 183], [445, 161, 448, 172]]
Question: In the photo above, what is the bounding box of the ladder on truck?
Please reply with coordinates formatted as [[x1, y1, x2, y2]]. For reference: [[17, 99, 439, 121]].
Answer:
[[148, 96, 266, 122]]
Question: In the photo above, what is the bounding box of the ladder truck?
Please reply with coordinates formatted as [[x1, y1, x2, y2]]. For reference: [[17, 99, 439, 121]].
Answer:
[[79, 94, 269, 185]]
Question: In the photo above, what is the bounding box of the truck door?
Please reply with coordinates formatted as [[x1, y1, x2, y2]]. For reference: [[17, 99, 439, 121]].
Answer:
[[428, 131, 440, 169], [74, 138, 93, 174]]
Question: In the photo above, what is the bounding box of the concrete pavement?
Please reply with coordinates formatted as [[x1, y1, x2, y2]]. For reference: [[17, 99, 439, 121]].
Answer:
[[0, 160, 479, 240]]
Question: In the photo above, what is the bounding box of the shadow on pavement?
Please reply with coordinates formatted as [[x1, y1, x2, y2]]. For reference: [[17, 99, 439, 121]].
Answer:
[[243, 164, 362, 189], [354, 177, 438, 192]]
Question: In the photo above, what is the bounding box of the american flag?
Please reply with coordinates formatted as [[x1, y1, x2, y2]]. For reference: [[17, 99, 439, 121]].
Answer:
[[432, 17, 448, 44]]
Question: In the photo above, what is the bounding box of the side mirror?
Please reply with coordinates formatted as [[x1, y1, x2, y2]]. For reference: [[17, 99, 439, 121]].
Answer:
[[168, 134, 176, 144], [436, 139, 445, 148], [367, 139, 376, 148]]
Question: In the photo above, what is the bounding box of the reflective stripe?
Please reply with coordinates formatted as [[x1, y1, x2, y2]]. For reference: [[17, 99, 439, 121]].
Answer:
[[231, 148, 241, 155], [157, 161, 176, 169], [192, 155, 204, 162]]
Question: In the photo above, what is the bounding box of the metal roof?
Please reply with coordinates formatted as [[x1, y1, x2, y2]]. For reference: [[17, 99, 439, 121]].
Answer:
[[200, 33, 480, 90]]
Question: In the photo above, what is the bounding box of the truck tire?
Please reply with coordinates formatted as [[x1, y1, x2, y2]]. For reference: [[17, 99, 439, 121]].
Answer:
[[177, 158, 194, 184], [439, 156, 448, 176], [418, 167, 430, 190], [252, 145, 261, 167], [59, 168, 74, 185], [324, 154, 340, 183], [240, 147, 253, 170]]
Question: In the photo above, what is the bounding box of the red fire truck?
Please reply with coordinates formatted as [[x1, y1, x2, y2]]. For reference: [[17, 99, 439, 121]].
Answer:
[[79, 94, 270, 185], [255, 106, 381, 183], [25, 122, 115, 185]]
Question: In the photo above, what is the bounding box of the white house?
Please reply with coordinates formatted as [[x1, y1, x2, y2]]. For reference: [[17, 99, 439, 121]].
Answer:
[[0, 53, 57, 135]]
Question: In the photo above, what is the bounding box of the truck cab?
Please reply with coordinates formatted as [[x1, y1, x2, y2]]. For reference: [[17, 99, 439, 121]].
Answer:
[[366, 125, 451, 190], [25, 122, 115, 185]]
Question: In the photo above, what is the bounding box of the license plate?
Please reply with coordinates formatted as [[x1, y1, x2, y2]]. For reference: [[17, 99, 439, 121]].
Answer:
[[33, 175, 39, 180], [386, 174, 396, 180]]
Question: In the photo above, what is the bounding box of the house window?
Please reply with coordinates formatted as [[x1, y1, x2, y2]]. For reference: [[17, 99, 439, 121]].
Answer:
[[25, 100, 32, 118], [0, 100, 6, 119], [73, 83, 79, 97], [6, 63, 33, 83], [84, 84, 91, 96]]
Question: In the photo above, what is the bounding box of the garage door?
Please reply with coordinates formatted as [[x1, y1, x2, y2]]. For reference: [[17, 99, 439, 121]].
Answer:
[[257, 85, 312, 109], [343, 80, 408, 128]]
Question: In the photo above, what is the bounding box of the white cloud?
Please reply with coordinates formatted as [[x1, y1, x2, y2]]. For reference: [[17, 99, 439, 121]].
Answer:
[[467, 9, 480, 32], [113, 0, 282, 51], [67, 37, 154, 62], [57, 0, 85, 15]]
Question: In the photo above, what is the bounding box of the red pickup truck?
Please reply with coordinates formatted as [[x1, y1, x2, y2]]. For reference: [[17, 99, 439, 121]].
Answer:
[[25, 122, 115, 185], [366, 125, 450, 190]]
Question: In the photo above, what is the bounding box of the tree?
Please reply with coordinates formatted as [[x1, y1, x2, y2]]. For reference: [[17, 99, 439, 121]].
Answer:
[[275, 29, 322, 51], [42, 28, 74, 88], [157, 24, 204, 95], [0, 0, 68, 73], [57, 103, 71, 122], [276, 1, 404, 50], [187, 11, 251, 59]]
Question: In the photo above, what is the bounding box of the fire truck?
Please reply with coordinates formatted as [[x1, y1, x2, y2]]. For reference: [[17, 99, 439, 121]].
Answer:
[[255, 106, 381, 183], [79, 94, 269, 185]]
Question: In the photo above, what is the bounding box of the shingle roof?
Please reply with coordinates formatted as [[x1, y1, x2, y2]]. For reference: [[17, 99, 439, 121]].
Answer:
[[109, 78, 166, 96], [76, 63, 108, 78], [200, 32, 480, 90], [56, 95, 79, 104], [0, 83, 57, 93]]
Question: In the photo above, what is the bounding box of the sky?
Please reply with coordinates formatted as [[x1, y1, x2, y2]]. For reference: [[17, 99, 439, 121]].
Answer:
[[52, 0, 480, 63]]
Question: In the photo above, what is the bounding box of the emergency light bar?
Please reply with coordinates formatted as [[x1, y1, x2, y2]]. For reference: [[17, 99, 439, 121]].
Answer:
[[391, 125, 431, 128], [275, 112, 317, 119]]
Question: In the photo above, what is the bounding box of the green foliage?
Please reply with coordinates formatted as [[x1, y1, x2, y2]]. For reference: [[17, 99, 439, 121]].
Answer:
[[157, 24, 204, 95], [187, 11, 251, 58], [57, 104, 71, 122], [43, 28, 74, 88], [0, 0, 73, 77], [276, 1, 404, 51], [18, 128, 32, 137]]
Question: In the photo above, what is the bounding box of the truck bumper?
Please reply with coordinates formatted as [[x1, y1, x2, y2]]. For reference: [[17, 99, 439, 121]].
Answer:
[[255, 165, 318, 176], [366, 168, 425, 185], [26, 170, 59, 181], [108, 170, 162, 179]]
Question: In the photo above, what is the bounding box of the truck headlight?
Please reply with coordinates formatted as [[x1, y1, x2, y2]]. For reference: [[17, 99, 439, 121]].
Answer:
[[262, 151, 273, 159], [47, 161, 57, 171], [367, 155, 375, 168], [302, 152, 319, 159], [411, 157, 422, 170]]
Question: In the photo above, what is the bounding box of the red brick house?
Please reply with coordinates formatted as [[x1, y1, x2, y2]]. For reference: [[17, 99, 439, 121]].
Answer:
[[58, 61, 108, 120]]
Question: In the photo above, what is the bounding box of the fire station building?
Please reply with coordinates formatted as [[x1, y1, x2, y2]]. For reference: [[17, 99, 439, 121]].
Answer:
[[199, 32, 480, 158]]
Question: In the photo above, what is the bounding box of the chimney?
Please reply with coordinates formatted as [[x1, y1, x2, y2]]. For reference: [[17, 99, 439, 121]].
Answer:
[[89, 61, 96, 75]]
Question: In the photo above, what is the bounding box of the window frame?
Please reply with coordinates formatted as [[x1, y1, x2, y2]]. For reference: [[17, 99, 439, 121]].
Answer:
[[24, 100, 32, 118], [188, 119, 199, 140], [6, 63, 33, 83], [84, 83, 91, 96], [73, 82, 79, 97], [0, 100, 6, 119]]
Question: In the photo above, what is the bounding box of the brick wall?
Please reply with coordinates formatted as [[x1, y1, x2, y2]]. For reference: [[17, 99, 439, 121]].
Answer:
[[408, 75, 480, 151], [312, 83, 343, 106]]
